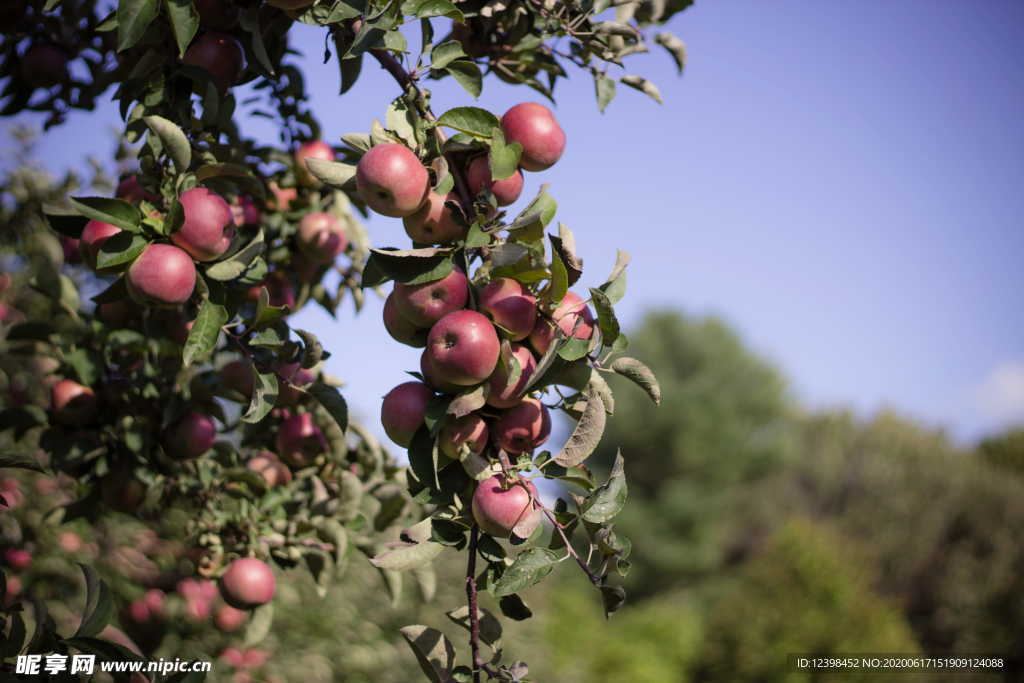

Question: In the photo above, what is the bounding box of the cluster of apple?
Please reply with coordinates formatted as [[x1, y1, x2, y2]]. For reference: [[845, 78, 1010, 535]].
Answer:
[[363, 103, 584, 538]]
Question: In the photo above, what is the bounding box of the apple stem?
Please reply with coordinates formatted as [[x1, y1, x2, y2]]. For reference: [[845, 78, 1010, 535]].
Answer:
[[466, 525, 483, 682]]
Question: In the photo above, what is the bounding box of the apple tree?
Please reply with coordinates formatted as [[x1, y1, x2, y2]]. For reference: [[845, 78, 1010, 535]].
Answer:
[[1, 0, 689, 679]]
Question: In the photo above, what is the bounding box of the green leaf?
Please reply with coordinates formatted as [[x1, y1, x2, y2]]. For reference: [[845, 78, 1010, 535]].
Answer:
[[550, 223, 582, 286], [370, 540, 443, 571], [498, 593, 533, 621], [594, 71, 616, 113], [599, 249, 629, 304], [445, 60, 482, 98], [446, 606, 502, 648], [195, 162, 265, 200], [240, 6, 275, 76], [436, 106, 500, 139], [403, 0, 464, 22], [620, 75, 664, 104], [655, 32, 687, 73], [491, 548, 560, 597], [164, 0, 198, 57], [95, 232, 148, 271], [69, 196, 142, 232], [0, 452, 48, 474], [601, 584, 627, 618], [74, 564, 114, 637], [430, 40, 466, 70], [144, 115, 192, 172], [447, 384, 487, 418], [306, 158, 357, 189], [399, 625, 456, 683], [588, 372, 615, 415], [488, 127, 522, 181], [610, 357, 661, 405], [308, 383, 349, 435], [508, 184, 557, 241], [253, 287, 288, 328], [363, 247, 454, 287], [581, 452, 627, 523], [554, 388, 606, 467], [464, 223, 490, 248], [117, 0, 159, 51], [557, 336, 592, 362], [242, 368, 278, 423], [44, 210, 88, 239], [182, 298, 226, 367], [205, 229, 265, 280], [589, 287, 620, 346]]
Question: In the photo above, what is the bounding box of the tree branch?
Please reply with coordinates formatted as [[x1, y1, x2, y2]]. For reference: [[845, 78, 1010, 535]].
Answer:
[[466, 525, 483, 682], [541, 507, 601, 585]]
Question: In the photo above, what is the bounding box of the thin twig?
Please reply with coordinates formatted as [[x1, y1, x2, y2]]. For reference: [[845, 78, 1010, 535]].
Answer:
[[541, 507, 601, 585]]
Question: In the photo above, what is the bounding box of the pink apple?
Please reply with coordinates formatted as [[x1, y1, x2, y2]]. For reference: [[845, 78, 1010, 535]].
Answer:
[[500, 102, 566, 172], [294, 140, 335, 187], [383, 293, 428, 347], [392, 268, 469, 328], [479, 277, 537, 341], [219, 558, 275, 609], [221, 360, 255, 399], [276, 361, 315, 406], [170, 411, 217, 459], [466, 156, 524, 206], [79, 220, 122, 269], [246, 451, 292, 488], [183, 32, 245, 94], [3, 548, 31, 572], [356, 143, 430, 217], [528, 291, 595, 356], [116, 175, 160, 203], [487, 343, 537, 409], [426, 310, 500, 386], [51, 379, 98, 426], [472, 474, 542, 538], [439, 413, 489, 460], [492, 397, 551, 454], [274, 412, 326, 467], [296, 212, 347, 263], [419, 350, 464, 395], [402, 192, 464, 244], [214, 603, 248, 632], [232, 195, 261, 227], [127, 244, 196, 307], [172, 187, 235, 261], [380, 381, 433, 447]]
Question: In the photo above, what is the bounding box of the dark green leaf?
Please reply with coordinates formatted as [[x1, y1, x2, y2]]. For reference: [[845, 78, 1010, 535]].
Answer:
[[445, 606, 502, 647], [491, 548, 559, 597], [306, 158, 356, 189], [45, 210, 88, 239], [0, 452, 48, 474], [488, 127, 522, 180], [164, 0, 198, 57], [610, 357, 661, 405], [117, 0, 159, 51], [308, 383, 349, 435], [445, 60, 482, 98], [205, 229, 265, 280], [95, 232, 148, 271], [581, 452, 626, 523], [69, 196, 142, 232], [182, 297, 226, 367], [601, 584, 626, 618], [74, 564, 114, 637], [363, 247, 454, 286], [436, 106, 500, 139], [399, 625, 456, 683], [242, 368, 278, 423], [589, 287, 620, 346], [403, 0, 463, 22], [430, 40, 465, 70], [498, 593, 533, 621]]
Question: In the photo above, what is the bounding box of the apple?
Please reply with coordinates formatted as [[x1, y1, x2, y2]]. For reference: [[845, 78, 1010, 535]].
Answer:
[[51, 379, 98, 426], [492, 397, 551, 454], [101, 468, 146, 513], [356, 143, 430, 217], [528, 291, 595, 356], [183, 32, 245, 94], [246, 272, 296, 309], [61, 236, 81, 265], [426, 310, 500, 386], [58, 531, 83, 553], [214, 603, 248, 632], [380, 381, 433, 447], [392, 268, 468, 328], [195, 0, 239, 29], [471, 474, 542, 538], [466, 156, 524, 206], [267, 182, 297, 211], [127, 244, 196, 307], [221, 360, 254, 398], [383, 293, 428, 347], [161, 309, 194, 345], [3, 549, 31, 572], [275, 412, 326, 467], [276, 361, 315, 406], [402, 192, 465, 244], [169, 411, 217, 459], [96, 300, 137, 328], [232, 195, 261, 227], [487, 343, 537, 409], [219, 558, 275, 609], [21, 43, 68, 89], [172, 187, 235, 261], [479, 277, 537, 341], [0, 479, 23, 511], [296, 212, 347, 263], [500, 102, 566, 172], [116, 174, 160, 203], [419, 350, 464, 395], [439, 413, 489, 460], [294, 140, 335, 187], [246, 451, 292, 488]]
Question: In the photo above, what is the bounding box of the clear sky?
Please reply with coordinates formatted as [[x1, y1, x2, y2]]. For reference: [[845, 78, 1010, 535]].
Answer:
[[6, 0, 1023, 444]]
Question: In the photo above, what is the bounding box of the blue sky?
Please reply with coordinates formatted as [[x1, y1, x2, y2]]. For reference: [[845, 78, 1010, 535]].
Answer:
[[7, 0, 1023, 443]]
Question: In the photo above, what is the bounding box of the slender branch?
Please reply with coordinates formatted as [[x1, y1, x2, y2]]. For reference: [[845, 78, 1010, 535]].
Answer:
[[466, 525, 483, 683], [541, 507, 601, 585]]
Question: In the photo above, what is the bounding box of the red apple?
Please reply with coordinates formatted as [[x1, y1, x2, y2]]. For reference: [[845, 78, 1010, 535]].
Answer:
[[439, 413, 489, 460], [116, 175, 160, 204], [426, 310, 500, 386], [219, 558, 275, 609], [183, 32, 245, 94], [487, 343, 537, 409], [127, 244, 196, 307], [492, 397, 550, 454], [419, 350, 464, 395], [267, 183, 297, 211], [294, 140, 335, 187], [221, 360, 254, 399], [402, 192, 464, 244], [466, 156, 524, 206], [3, 549, 31, 572], [479, 277, 537, 341], [195, 0, 239, 29], [380, 381, 433, 447], [500, 102, 566, 172], [528, 291, 595, 356], [232, 195, 261, 227], [296, 212, 347, 263], [275, 412, 326, 467], [383, 293, 428, 348], [356, 143, 430, 217], [51, 379, 98, 426], [78, 221, 122, 270], [246, 451, 292, 488], [172, 187, 235, 261], [276, 361, 315, 406], [58, 531, 83, 553], [21, 43, 68, 89], [0, 479, 23, 511], [472, 474, 542, 538], [61, 236, 81, 264], [170, 411, 217, 459], [214, 603, 248, 632], [392, 268, 469, 328]]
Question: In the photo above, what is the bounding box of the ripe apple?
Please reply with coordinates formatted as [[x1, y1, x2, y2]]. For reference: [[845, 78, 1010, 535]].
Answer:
[[466, 156, 524, 206], [267, 182, 297, 211], [169, 411, 217, 459], [479, 277, 537, 341], [101, 468, 147, 513], [275, 412, 326, 467], [195, 0, 239, 29], [127, 244, 196, 307], [380, 381, 433, 447], [294, 140, 335, 187], [356, 143, 430, 217], [487, 343, 537, 409], [419, 350, 464, 395], [51, 379, 98, 426], [501, 103, 566, 172], [219, 558, 276, 609], [528, 291, 595, 356], [276, 361, 315, 406], [232, 195, 261, 227], [402, 192, 464, 244], [172, 187, 235, 261], [392, 268, 468, 328], [116, 174, 160, 203], [492, 397, 551, 454], [439, 413, 489, 460], [246, 451, 292, 488], [426, 310, 500, 386], [383, 293, 428, 347], [296, 212, 347, 263], [183, 32, 245, 94], [214, 603, 248, 632], [0, 479, 23, 511], [472, 474, 542, 538], [21, 43, 68, 89], [220, 360, 254, 399], [3, 549, 32, 572]]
